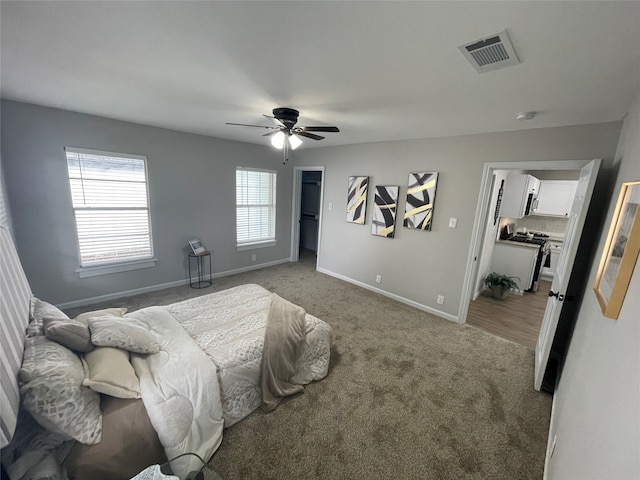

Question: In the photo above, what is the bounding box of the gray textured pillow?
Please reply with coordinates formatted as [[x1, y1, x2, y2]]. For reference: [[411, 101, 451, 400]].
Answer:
[[19, 336, 102, 445], [74, 307, 127, 325], [27, 297, 70, 338], [88, 316, 160, 355], [43, 317, 94, 353]]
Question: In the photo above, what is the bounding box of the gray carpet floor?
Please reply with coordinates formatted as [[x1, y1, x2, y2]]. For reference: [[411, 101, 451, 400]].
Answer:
[[65, 250, 552, 480]]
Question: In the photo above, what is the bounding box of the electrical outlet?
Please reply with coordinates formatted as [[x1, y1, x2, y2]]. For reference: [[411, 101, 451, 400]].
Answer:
[[328, 202, 333, 210], [251, 254, 256, 262], [375, 275, 382, 284], [448, 217, 457, 228], [437, 295, 445, 305]]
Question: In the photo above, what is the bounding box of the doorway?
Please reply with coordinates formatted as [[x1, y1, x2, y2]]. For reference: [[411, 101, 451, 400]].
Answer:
[[459, 159, 600, 391], [290, 166, 325, 267], [466, 168, 580, 349]]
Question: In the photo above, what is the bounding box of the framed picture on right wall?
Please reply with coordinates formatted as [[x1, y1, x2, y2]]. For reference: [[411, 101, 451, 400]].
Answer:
[[593, 180, 640, 319], [403, 172, 439, 231]]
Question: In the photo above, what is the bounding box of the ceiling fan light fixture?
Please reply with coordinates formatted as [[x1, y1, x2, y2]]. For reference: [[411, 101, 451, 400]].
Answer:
[[288, 134, 302, 150], [270, 130, 285, 149]]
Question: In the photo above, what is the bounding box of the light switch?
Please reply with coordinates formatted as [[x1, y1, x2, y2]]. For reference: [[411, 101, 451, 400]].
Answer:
[[449, 217, 458, 228], [328, 202, 333, 210]]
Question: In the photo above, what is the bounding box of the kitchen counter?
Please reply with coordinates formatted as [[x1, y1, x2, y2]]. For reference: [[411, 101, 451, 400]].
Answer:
[[496, 239, 543, 250], [491, 241, 541, 293], [546, 235, 564, 243]]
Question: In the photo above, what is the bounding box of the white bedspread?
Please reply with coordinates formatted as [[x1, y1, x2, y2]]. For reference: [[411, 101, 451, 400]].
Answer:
[[4, 285, 330, 480], [166, 284, 332, 427], [129, 306, 224, 477]]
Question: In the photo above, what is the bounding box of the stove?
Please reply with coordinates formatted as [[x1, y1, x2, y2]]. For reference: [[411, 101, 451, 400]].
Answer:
[[507, 234, 548, 246], [503, 233, 550, 292]]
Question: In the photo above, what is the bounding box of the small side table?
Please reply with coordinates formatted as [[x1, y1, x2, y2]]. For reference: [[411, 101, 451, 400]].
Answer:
[[188, 251, 212, 289]]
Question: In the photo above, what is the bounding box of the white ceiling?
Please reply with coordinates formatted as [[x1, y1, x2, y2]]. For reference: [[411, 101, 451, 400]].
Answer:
[[2, 1, 640, 149]]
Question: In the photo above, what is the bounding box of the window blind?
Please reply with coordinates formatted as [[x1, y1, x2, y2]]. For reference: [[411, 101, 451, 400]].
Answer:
[[236, 168, 277, 246], [66, 148, 153, 266]]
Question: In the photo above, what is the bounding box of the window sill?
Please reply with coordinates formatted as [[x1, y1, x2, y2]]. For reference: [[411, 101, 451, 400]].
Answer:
[[236, 241, 277, 252], [76, 258, 157, 278]]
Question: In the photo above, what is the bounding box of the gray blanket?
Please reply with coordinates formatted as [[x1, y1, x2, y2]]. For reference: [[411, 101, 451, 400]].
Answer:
[[260, 293, 306, 411]]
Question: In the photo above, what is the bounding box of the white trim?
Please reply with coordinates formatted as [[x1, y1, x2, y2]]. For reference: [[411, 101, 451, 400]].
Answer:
[[76, 258, 157, 278], [57, 258, 290, 309], [76, 258, 158, 278], [64, 146, 147, 162], [458, 159, 596, 325], [317, 267, 459, 324], [236, 166, 277, 174], [236, 240, 277, 251], [65, 147, 155, 268], [235, 167, 277, 247], [290, 166, 325, 263], [290, 168, 302, 262]]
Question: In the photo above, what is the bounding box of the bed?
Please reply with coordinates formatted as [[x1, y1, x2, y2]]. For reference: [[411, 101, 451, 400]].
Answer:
[[0, 226, 331, 479]]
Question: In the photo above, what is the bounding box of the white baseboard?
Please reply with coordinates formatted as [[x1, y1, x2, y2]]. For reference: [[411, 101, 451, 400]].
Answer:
[[316, 267, 459, 324], [56, 258, 290, 309]]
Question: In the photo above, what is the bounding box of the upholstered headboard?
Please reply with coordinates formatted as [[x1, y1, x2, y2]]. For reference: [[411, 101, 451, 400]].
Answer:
[[0, 226, 32, 448]]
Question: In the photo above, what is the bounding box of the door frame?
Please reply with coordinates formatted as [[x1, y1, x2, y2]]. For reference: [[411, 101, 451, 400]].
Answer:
[[458, 159, 596, 325], [290, 166, 325, 264]]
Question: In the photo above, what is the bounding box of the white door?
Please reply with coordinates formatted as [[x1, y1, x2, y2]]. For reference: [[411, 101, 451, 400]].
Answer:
[[534, 159, 601, 390]]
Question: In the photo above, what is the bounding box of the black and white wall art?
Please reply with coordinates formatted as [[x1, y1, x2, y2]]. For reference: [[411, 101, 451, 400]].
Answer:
[[403, 172, 439, 231], [346, 176, 369, 224], [371, 185, 399, 238]]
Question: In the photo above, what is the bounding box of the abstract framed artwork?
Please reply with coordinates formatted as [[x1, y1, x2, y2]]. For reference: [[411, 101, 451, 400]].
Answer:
[[371, 185, 399, 238], [593, 180, 640, 320], [403, 172, 439, 231], [346, 176, 369, 224]]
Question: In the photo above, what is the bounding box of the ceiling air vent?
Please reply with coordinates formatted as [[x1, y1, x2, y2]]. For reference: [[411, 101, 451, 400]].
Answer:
[[458, 30, 520, 74]]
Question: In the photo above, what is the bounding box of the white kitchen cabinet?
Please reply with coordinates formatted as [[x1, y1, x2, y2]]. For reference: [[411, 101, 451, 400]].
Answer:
[[490, 241, 539, 294], [532, 180, 578, 217], [499, 174, 540, 219]]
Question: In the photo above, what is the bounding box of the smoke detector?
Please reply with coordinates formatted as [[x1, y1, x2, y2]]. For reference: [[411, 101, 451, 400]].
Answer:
[[516, 112, 536, 121], [459, 30, 520, 74]]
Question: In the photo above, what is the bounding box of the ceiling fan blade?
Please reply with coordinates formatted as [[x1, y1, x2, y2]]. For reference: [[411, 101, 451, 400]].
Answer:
[[226, 122, 278, 130], [262, 129, 285, 137], [301, 126, 340, 133], [297, 131, 325, 141], [263, 114, 286, 127]]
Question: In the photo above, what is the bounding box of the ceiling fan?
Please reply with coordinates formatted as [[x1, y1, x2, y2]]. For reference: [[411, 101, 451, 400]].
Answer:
[[226, 107, 340, 155]]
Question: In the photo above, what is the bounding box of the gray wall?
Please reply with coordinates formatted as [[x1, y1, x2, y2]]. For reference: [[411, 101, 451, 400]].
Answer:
[[545, 93, 640, 479], [1, 99, 623, 319], [1, 100, 292, 305], [295, 123, 622, 319]]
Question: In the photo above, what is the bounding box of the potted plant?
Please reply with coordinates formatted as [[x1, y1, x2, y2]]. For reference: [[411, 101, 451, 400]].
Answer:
[[484, 272, 520, 300]]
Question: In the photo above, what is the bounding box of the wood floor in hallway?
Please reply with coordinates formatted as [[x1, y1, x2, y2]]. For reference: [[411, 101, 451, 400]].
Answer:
[[466, 280, 551, 350]]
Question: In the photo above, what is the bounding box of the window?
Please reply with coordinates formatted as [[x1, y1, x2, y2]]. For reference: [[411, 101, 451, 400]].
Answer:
[[236, 167, 277, 249], [65, 147, 154, 273]]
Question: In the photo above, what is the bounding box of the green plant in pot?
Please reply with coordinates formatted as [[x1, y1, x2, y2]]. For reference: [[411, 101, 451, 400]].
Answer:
[[484, 272, 520, 300]]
